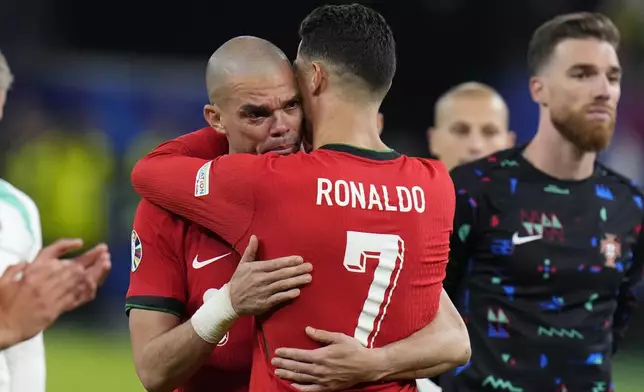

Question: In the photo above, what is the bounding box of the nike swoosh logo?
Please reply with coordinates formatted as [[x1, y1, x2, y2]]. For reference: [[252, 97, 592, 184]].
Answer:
[[512, 232, 543, 246], [192, 253, 232, 269]]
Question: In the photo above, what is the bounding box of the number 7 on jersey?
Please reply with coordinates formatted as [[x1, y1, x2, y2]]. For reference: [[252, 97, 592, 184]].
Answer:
[[343, 231, 405, 348]]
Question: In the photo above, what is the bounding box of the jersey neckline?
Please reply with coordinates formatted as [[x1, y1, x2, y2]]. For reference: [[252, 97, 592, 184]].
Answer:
[[319, 143, 401, 161], [514, 145, 599, 186]]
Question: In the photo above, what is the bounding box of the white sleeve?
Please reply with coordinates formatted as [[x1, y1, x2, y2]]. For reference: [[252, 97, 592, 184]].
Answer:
[[4, 333, 46, 392], [24, 193, 43, 260], [1, 186, 46, 392]]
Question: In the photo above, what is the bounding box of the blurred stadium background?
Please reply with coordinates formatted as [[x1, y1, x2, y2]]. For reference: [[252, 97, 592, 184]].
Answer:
[[0, 0, 642, 390]]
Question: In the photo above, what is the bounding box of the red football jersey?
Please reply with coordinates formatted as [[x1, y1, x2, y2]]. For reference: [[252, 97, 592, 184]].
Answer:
[[126, 128, 253, 392], [132, 144, 455, 392]]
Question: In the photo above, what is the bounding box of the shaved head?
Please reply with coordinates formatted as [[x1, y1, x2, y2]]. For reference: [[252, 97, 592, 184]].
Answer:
[[206, 36, 291, 104], [202, 36, 302, 157], [434, 82, 508, 127], [429, 82, 514, 170]]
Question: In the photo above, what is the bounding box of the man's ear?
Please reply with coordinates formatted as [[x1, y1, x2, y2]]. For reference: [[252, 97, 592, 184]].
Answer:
[[204, 104, 226, 134], [507, 131, 517, 148], [529, 76, 547, 107], [310, 62, 329, 96]]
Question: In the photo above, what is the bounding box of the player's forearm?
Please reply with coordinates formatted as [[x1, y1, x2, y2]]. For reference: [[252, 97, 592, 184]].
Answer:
[[387, 362, 459, 380], [381, 337, 470, 380], [137, 321, 221, 392], [376, 322, 470, 381], [5, 332, 45, 392], [375, 291, 471, 381], [136, 286, 238, 392]]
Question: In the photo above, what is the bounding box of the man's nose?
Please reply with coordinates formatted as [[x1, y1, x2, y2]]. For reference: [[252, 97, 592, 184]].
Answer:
[[592, 75, 611, 102], [270, 111, 292, 137], [467, 133, 485, 156]]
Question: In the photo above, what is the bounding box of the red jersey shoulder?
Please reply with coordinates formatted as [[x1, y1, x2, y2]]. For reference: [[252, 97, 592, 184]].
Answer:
[[405, 156, 455, 197], [411, 155, 450, 176], [131, 200, 187, 273], [174, 127, 229, 159], [126, 200, 189, 317]]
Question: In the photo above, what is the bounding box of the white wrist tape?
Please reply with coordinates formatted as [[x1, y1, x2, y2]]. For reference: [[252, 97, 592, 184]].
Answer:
[[191, 284, 239, 344]]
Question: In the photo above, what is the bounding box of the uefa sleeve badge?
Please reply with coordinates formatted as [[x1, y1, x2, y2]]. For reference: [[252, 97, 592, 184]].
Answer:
[[195, 161, 212, 197], [131, 230, 143, 272]]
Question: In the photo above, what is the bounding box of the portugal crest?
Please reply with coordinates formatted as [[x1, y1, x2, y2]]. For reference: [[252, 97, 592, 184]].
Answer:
[[600, 233, 621, 268], [131, 230, 143, 272]]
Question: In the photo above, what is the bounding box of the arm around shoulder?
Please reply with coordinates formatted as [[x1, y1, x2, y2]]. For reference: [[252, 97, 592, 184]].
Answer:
[[376, 289, 470, 381], [131, 148, 261, 247]]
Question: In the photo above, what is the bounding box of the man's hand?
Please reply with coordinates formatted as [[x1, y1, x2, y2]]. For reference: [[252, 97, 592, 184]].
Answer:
[[229, 235, 312, 316], [0, 239, 88, 347], [69, 243, 112, 310], [271, 326, 385, 391]]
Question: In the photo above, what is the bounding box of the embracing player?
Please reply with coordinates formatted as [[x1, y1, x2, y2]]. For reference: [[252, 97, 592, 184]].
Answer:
[[132, 5, 469, 392], [126, 38, 313, 392]]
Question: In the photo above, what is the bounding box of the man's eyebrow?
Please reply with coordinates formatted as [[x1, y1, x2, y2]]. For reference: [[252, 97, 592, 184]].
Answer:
[[449, 121, 469, 130], [239, 96, 301, 113], [239, 104, 270, 113], [568, 64, 622, 76], [568, 63, 596, 72]]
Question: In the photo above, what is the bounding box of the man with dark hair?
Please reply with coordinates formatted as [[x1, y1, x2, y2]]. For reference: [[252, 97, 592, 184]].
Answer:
[[527, 12, 620, 77], [444, 12, 643, 392], [294, 3, 396, 148], [297, 3, 395, 91], [131, 4, 469, 392]]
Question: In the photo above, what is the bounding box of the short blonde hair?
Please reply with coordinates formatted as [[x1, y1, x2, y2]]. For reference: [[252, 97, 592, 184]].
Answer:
[[0, 51, 14, 90], [434, 82, 508, 127]]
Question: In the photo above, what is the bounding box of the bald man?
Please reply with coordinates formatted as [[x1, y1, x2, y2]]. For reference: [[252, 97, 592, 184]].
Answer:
[[428, 82, 515, 170], [126, 37, 312, 392], [202, 38, 303, 155]]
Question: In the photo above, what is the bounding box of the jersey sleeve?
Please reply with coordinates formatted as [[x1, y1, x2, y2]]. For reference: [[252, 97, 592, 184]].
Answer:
[[444, 166, 480, 300], [24, 196, 42, 261], [612, 219, 644, 353], [130, 141, 262, 248], [125, 200, 188, 318], [175, 127, 229, 159]]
